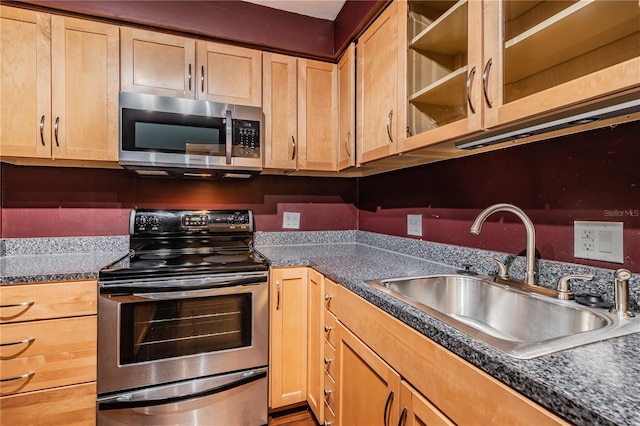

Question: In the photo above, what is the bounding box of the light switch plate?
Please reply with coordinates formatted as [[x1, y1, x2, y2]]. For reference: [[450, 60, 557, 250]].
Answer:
[[282, 212, 300, 229], [574, 221, 623, 263], [407, 214, 422, 237]]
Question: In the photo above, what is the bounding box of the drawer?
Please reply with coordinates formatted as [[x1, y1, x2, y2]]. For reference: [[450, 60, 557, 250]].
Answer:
[[324, 279, 338, 314], [324, 339, 336, 380], [324, 398, 336, 426], [0, 382, 96, 426], [0, 348, 96, 395], [1, 316, 96, 359], [324, 310, 338, 348], [0, 281, 97, 323], [323, 368, 337, 412]]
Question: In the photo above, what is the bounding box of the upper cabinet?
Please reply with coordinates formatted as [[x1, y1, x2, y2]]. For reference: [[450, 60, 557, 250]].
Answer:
[[356, 1, 405, 164], [401, 0, 484, 152], [485, 0, 640, 127], [1, 7, 119, 162], [337, 43, 356, 170], [120, 27, 262, 106], [402, 0, 640, 152], [263, 53, 339, 172]]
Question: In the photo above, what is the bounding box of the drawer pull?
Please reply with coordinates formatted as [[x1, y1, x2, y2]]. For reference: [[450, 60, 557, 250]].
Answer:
[[324, 325, 332, 332], [324, 388, 332, 396], [0, 301, 34, 309], [324, 294, 332, 301], [1, 371, 35, 383], [0, 337, 35, 347], [324, 358, 333, 365]]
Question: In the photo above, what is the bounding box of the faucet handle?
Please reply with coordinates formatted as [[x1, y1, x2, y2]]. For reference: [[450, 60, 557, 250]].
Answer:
[[556, 274, 593, 300], [485, 257, 508, 279]]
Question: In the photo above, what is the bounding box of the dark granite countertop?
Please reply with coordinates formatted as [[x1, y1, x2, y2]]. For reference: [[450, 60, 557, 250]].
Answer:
[[257, 241, 640, 426]]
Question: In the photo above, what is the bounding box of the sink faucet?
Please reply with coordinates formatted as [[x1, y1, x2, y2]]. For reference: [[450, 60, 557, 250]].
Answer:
[[470, 203, 537, 285]]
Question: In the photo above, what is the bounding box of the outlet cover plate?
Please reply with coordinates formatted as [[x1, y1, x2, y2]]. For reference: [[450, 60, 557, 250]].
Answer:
[[574, 221, 623, 263], [407, 214, 423, 237], [283, 212, 300, 229]]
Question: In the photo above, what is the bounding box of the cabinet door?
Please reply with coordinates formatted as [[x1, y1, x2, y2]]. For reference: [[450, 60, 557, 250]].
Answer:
[[307, 269, 325, 423], [337, 43, 356, 170], [356, 1, 402, 164], [263, 53, 298, 169], [269, 267, 308, 409], [398, 381, 454, 426], [401, 0, 485, 152], [0, 6, 51, 158], [298, 59, 338, 171], [196, 41, 262, 106], [120, 27, 196, 98], [51, 16, 118, 161], [485, 0, 640, 127], [337, 322, 401, 426]]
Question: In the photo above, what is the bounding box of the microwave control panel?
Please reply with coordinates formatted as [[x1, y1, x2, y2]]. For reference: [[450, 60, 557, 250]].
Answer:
[[233, 120, 260, 158]]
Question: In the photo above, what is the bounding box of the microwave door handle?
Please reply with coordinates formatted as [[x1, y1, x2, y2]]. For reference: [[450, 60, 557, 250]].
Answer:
[[98, 370, 266, 411], [225, 110, 232, 165]]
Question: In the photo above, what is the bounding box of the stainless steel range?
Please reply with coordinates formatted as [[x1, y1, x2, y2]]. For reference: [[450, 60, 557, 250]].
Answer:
[[97, 209, 269, 425]]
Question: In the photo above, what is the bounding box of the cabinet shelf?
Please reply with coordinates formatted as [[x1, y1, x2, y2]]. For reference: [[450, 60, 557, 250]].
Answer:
[[410, 0, 468, 59], [409, 66, 468, 127], [504, 0, 639, 83]]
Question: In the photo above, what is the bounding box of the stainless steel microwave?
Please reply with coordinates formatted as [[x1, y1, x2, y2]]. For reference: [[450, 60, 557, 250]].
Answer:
[[119, 92, 263, 179]]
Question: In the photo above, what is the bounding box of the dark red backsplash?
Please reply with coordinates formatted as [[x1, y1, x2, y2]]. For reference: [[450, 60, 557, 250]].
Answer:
[[1, 120, 638, 271]]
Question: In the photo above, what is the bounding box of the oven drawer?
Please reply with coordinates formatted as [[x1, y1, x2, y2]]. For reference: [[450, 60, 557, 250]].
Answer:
[[0, 281, 97, 323], [1, 316, 96, 360], [0, 349, 96, 395], [0, 382, 96, 426]]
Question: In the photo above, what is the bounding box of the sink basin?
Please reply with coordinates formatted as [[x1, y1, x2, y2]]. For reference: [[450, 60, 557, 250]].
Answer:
[[366, 274, 639, 359]]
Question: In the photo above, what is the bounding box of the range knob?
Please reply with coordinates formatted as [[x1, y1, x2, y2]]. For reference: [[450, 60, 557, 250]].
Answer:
[[135, 215, 148, 228], [149, 216, 161, 228]]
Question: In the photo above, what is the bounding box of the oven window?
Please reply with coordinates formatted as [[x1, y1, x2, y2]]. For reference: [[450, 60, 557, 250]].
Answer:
[[119, 294, 252, 365]]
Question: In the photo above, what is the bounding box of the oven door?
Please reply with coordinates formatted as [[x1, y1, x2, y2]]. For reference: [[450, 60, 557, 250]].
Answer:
[[98, 271, 268, 395], [97, 367, 268, 426]]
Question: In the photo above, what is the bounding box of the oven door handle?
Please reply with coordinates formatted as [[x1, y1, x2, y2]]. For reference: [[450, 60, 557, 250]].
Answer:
[[98, 370, 266, 411], [100, 274, 267, 295]]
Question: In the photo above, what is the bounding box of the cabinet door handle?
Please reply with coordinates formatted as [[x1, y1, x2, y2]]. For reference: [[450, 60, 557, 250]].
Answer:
[[291, 136, 296, 161], [344, 131, 351, 157], [482, 58, 493, 108], [398, 407, 408, 426], [466, 66, 477, 114], [383, 390, 395, 426], [39, 116, 46, 146], [188, 63, 192, 92], [201, 65, 205, 93], [0, 301, 34, 309], [0, 337, 35, 347], [275, 280, 280, 310], [54, 117, 60, 147], [0, 371, 35, 383], [386, 110, 394, 143]]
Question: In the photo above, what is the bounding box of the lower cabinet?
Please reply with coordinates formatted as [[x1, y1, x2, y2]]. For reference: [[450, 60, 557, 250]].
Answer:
[[269, 267, 308, 409], [399, 381, 454, 426], [0, 280, 98, 426]]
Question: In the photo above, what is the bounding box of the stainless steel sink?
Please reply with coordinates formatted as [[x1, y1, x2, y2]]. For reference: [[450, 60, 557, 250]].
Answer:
[[365, 274, 640, 359]]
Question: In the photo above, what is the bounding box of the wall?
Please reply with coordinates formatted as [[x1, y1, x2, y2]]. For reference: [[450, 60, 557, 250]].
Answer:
[[0, 166, 358, 237], [2, 121, 639, 272], [359, 120, 640, 272]]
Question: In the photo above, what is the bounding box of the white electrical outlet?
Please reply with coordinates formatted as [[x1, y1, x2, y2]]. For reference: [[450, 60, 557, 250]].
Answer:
[[282, 212, 300, 229], [574, 221, 623, 263], [407, 214, 422, 237]]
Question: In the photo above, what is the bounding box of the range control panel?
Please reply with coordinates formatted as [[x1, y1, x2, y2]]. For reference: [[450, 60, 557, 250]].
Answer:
[[130, 209, 253, 234]]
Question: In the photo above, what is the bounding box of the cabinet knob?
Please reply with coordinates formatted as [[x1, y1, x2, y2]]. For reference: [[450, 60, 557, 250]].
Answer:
[[324, 388, 332, 396], [324, 325, 332, 332], [324, 358, 333, 365], [324, 294, 332, 301]]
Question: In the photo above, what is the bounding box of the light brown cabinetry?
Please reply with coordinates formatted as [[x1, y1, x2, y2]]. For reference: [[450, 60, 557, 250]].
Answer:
[[306, 268, 325, 423], [121, 27, 261, 106], [402, 0, 640, 152], [356, 1, 405, 164], [1, 6, 118, 163], [269, 267, 308, 409], [263, 53, 339, 172], [399, 381, 454, 426], [337, 43, 356, 170], [0, 280, 98, 426]]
